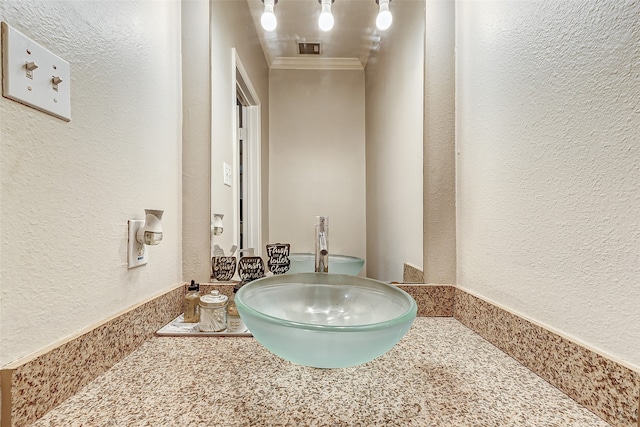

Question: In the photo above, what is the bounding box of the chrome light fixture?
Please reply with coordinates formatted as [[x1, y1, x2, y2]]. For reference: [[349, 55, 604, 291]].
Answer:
[[375, 0, 393, 31], [261, 0, 278, 32], [318, 0, 335, 32]]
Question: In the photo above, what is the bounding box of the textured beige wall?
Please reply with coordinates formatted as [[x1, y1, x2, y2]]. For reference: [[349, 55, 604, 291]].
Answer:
[[0, 0, 182, 366], [423, 0, 456, 284], [269, 69, 366, 263], [456, 0, 640, 369], [182, 0, 212, 282], [365, 0, 425, 282]]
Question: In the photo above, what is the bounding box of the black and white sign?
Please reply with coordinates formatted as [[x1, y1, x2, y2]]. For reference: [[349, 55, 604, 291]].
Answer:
[[266, 243, 290, 275], [212, 256, 236, 281], [238, 256, 265, 282]]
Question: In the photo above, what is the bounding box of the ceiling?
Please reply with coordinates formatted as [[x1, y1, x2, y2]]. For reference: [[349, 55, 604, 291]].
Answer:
[[246, 0, 381, 70]]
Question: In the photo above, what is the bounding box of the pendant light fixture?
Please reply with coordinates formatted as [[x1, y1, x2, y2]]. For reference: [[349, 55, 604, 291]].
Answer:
[[261, 0, 278, 32], [318, 0, 335, 32], [375, 0, 393, 31]]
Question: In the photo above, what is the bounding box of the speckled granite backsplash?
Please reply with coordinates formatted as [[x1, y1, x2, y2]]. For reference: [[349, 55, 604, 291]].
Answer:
[[1, 283, 638, 427], [0, 285, 185, 427], [402, 263, 424, 283], [454, 289, 640, 427]]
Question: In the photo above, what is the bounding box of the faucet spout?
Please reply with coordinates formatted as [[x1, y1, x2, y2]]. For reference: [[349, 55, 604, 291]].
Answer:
[[315, 216, 329, 272]]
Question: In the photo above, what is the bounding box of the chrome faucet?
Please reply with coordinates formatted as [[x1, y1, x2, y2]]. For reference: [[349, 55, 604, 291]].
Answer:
[[315, 216, 329, 273]]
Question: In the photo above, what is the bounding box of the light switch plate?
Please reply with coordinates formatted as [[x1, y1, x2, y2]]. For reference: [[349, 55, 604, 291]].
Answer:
[[127, 220, 148, 268], [1, 22, 71, 121], [223, 162, 232, 187]]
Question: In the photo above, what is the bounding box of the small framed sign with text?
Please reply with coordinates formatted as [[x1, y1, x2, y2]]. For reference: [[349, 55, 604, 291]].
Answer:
[[212, 256, 236, 281], [238, 256, 265, 282], [266, 243, 290, 275]]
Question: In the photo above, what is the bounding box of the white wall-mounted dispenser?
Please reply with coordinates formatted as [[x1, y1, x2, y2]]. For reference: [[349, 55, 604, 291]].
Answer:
[[212, 213, 224, 236], [127, 209, 164, 269]]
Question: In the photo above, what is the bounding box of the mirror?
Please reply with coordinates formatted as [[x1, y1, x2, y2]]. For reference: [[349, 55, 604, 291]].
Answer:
[[202, 0, 426, 283]]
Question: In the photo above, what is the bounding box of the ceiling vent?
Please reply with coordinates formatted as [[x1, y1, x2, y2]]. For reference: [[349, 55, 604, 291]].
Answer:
[[298, 42, 322, 55]]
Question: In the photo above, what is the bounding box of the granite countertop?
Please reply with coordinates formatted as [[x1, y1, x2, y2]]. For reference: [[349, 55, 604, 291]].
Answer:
[[31, 318, 610, 426]]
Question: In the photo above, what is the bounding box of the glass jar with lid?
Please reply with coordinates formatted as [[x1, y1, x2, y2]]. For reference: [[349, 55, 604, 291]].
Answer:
[[199, 290, 228, 332]]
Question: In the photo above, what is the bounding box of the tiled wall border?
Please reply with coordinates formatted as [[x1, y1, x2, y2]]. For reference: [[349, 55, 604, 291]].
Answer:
[[453, 288, 640, 427], [0, 284, 185, 427], [1, 283, 638, 426]]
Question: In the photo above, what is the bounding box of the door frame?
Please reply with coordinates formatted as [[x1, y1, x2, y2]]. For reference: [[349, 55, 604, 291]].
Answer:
[[231, 49, 262, 255]]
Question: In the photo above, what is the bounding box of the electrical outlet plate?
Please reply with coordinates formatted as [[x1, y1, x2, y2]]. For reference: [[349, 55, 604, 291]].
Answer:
[[127, 220, 148, 268], [1, 22, 71, 121]]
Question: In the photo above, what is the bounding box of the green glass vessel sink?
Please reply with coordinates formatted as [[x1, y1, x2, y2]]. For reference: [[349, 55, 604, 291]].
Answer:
[[287, 253, 365, 275], [235, 273, 417, 368]]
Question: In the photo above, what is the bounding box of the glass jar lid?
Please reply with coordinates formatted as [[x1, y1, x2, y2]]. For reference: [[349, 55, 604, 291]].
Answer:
[[200, 290, 228, 307]]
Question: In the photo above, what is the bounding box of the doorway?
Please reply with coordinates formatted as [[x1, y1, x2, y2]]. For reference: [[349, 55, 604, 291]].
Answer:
[[232, 49, 262, 256], [236, 98, 248, 251]]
